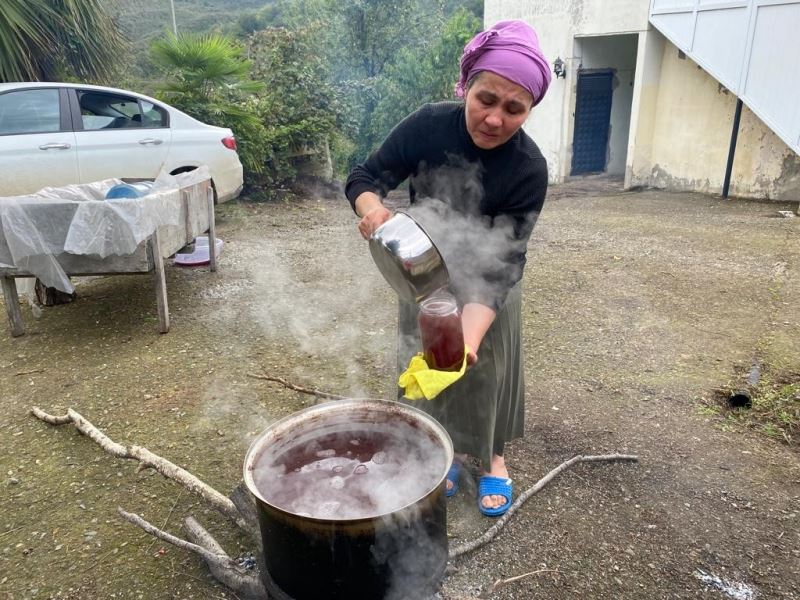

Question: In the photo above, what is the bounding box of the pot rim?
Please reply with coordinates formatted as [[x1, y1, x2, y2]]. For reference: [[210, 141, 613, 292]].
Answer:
[[243, 398, 454, 524]]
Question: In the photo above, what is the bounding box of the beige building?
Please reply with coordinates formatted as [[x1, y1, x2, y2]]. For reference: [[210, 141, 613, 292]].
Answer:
[[485, 0, 800, 201]]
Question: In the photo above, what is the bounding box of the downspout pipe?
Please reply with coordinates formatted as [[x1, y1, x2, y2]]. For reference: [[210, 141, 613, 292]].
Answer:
[[722, 98, 744, 199]]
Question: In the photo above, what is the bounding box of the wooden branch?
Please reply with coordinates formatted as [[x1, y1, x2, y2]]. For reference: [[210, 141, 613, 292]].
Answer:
[[120, 508, 266, 597], [479, 569, 562, 598], [117, 507, 233, 567], [449, 454, 639, 559], [246, 373, 349, 400], [31, 406, 248, 531], [15, 369, 45, 376], [184, 516, 267, 599], [30, 407, 70, 425]]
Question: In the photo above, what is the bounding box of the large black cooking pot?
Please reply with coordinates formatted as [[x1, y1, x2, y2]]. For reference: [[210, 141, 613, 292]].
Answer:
[[243, 399, 453, 600]]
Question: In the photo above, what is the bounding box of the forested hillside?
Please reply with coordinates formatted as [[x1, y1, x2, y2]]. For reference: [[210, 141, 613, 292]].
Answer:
[[115, 0, 269, 77], [110, 0, 483, 190]]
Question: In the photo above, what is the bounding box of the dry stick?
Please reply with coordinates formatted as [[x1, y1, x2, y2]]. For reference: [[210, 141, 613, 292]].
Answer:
[[15, 369, 45, 376], [449, 454, 639, 559], [117, 508, 244, 575], [31, 408, 71, 425], [184, 516, 267, 600], [122, 512, 251, 598], [0, 525, 25, 539], [147, 489, 184, 552], [496, 568, 561, 586], [247, 373, 383, 404], [30, 406, 247, 532], [246, 373, 349, 400], [483, 569, 562, 596]]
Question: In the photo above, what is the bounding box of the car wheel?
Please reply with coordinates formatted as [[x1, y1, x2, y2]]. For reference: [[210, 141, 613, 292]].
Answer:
[[170, 167, 218, 204]]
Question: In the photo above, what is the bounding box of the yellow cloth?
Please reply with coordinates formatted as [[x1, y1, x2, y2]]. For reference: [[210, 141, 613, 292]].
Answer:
[[398, 346, 469, 400]]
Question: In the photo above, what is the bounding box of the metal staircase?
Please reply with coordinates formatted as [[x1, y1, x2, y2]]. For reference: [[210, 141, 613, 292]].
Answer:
[[649, 0, 800, 155]]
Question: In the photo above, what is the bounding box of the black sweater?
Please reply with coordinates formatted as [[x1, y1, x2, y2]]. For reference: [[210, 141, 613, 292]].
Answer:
[[345, 101, 548, 310]]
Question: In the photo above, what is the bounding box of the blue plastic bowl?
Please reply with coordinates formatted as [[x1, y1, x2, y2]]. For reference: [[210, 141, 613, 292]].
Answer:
[[105, 181, 154, 200]]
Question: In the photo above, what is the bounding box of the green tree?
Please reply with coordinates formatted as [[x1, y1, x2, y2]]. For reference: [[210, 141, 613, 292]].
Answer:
[[246, 27, 350, 184], [151, 33, 263, 100], [273, 0, 450, 165], [0, 0, 126, 83], [368, 8, 482, 151]]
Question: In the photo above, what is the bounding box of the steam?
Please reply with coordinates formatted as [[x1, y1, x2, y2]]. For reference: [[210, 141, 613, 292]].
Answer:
[[406, 160, 538, 310], [252, 419, 447, 520], [374, 503, 448, 600], [244, 231, 395, 398]]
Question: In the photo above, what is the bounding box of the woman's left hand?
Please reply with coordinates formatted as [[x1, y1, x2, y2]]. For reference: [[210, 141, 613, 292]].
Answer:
[[466, 347, 478, 366], [461, 303, 497, 366]]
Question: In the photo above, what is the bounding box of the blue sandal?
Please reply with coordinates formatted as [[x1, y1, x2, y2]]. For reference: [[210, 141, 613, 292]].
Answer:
[[477, 475, 513, 517], [445, 461, 462, 497]]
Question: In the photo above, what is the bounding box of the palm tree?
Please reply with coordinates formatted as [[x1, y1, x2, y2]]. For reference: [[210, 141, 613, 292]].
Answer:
[[0, 0, 126, 83], [150, 33, 264, 100], [151, 33, 266, 174]]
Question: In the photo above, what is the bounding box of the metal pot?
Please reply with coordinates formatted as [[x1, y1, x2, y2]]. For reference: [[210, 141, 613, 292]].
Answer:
[[243, 399, 453, 600], [369, 211, 450, 303]]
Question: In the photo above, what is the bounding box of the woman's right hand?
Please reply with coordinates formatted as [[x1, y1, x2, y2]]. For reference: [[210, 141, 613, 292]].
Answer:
[[355, 191, 393, 240], [358, 205, 392, 239]]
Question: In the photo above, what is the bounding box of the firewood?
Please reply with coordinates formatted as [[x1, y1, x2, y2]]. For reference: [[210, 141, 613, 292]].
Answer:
[[31, 402, 638, 599]]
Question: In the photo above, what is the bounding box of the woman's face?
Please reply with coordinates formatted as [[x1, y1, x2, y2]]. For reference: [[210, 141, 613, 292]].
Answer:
[[464, 71, 534, 150]]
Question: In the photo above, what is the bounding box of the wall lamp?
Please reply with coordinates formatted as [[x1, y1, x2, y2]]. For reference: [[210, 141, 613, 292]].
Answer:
[[553, 56, 567, 79]]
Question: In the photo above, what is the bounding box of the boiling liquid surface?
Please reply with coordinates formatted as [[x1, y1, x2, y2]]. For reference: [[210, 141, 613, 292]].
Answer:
[[253, 423, 447, 520]]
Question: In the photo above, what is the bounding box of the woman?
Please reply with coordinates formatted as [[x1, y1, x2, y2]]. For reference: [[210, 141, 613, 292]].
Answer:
[[345, 20, 551, 516]]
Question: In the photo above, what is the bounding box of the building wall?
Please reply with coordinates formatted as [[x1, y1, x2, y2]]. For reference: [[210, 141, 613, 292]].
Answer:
[[487, 0, 800, 199], [485, 0, 650, 181], [625, 29, 665, 189], [629, 38, 800, 200]]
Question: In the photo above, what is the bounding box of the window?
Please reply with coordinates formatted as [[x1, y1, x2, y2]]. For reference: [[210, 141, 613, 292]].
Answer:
[[139, 101, 168, 128], [0, 89, 61, 135], [78, 91, 143, 130]]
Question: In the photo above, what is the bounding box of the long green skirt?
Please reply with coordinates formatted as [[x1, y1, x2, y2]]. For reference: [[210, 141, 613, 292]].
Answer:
[[397, 284, 525, 469]]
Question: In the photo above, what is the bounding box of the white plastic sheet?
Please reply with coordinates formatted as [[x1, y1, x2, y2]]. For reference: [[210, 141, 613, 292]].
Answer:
[[0, 167, 210, 293]]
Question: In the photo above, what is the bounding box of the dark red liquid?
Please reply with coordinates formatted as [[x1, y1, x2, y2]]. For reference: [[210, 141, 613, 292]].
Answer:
[[253, 428, 445, 520], [418, 302, 464, 371]]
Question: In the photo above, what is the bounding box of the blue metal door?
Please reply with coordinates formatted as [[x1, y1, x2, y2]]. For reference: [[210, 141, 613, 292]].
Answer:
[[571, 70, 613, 175]]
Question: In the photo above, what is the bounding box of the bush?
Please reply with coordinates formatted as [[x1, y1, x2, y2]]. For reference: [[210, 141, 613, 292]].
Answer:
[[245, 26, 348, 190]]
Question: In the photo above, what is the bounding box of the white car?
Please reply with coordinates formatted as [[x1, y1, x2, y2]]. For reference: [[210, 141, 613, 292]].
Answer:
[[0, 82, 244, 202]]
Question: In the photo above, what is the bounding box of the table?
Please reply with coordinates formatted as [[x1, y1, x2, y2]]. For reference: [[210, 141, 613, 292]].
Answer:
[[0, 170, 218, 336]]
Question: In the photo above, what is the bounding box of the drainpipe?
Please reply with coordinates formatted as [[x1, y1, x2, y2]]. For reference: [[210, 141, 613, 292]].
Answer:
[[722, 98, 743, 199]]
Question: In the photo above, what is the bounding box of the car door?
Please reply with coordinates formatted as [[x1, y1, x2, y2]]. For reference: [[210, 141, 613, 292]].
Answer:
[[69, 88, 172, 184], [0, 87, 78, 196]]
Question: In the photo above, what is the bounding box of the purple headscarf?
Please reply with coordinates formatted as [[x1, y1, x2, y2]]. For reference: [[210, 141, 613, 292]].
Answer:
[[456, 20, 551, 107]]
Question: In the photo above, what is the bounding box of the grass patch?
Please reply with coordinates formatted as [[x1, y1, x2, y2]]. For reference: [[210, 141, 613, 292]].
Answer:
[[706, 371, 800, 446]]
